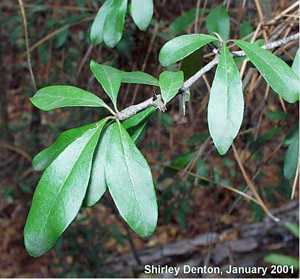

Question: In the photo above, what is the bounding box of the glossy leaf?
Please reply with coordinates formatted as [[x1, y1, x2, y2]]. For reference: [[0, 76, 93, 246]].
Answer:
[[123, 107, 156, 142], [105, 123, 157, 237], [84, 124, 113, 207], [24, 121, 107, 257], [123, 107, 156, 130], [90, 60, 122, 110], [90, 0, 113, 45], [159, 34, 217, 67], [283, 135, 299, 180], [121, 71, 159, 86], [130, 122, 147, 142], [234, 40, 299, 103], [30, 85, 109, 112], [169, 8, 209, 36], [131, 0, 153, 31], [159, 71, 184, 104], [103, 0, 128, 48], [292, 49, 299, 78], [32, 122, 97, 171], [208, 44, 244, 155], [205, 4, 230, 41]]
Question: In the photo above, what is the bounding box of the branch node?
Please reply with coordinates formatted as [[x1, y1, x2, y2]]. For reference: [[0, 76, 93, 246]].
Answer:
[[153, 95, 167, 112]]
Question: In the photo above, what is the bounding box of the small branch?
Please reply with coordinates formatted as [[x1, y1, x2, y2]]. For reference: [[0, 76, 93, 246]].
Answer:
[[0, 142, 32, 162], [116, 33, 299, 121], [117, 94, 166, 121], [181, 53, 220, 91], [18, 0, 37, 90], [232, 32, 300, 58]]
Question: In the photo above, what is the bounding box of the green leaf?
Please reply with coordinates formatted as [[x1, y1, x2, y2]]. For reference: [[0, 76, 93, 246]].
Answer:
[[103, 0, 128, 48], [169, 8, 209, 36], [266, 111, 292, 121], [283, 222, 299, 237], [283, 135, 299, 180], [32, 122, 98, 171], [130, 122, 147, 142], [254, 39, 265, 47], [180, 48, 204, 80], [264, 253, 299, 269], [121, 71, 159, 86], [159, 71, 184, 104], [205, 4, 230, 41], [105, 122, 158, 237], [169, 152, 196, 169], [30, 85, 110, 112], [24, 120, 107, 257], [197, 157, 209, 185], [90, 0, 113, 45], [84, 124, 113, 207], [292, 49, 299, 78], [131, 0, 153, 31], [253, 127, 282, 149], [234, 40, 299, 103], [187, 133, 209, 145], [207, 44, 244, 155], [234, 40, 265, 65], [123, 107, 156, 142], [250, 201, 264, 221], [158, 151, 197, 183], [90, 60, 122, 110], [239, 21, 253, 41], [123, 107, 156, 130], [159, 34, 217, 67], [284, 125, 299, 145]]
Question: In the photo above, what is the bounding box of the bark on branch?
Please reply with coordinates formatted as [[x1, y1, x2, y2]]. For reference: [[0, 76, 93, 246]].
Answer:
[[115, 33, 299, 121]]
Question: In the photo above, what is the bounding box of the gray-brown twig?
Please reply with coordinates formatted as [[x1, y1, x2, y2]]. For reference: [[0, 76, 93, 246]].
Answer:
[[115, 32, 299, 121]]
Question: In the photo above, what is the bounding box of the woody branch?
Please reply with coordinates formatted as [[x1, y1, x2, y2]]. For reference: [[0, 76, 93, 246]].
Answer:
[[116, 33, 299, 121]]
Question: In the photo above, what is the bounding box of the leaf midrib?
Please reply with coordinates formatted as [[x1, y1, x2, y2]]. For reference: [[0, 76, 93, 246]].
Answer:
[[241, 43, 295, 98], [101, 67, 117, 104], [34, 126, 99, 241], [163, 35, 215, 65], [117, 123, 147, 233], [36, 94, 103, 107]]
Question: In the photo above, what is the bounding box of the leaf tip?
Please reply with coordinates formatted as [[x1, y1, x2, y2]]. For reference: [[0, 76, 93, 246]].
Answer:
[[90, 59, 97, 68]]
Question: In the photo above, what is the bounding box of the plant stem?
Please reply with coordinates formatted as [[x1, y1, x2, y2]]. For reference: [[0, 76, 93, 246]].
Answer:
[[115, 32, 299, 121]]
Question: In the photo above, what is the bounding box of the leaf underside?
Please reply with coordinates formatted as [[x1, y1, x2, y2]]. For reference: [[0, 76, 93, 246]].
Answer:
[[131, 0, 153, 31]]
